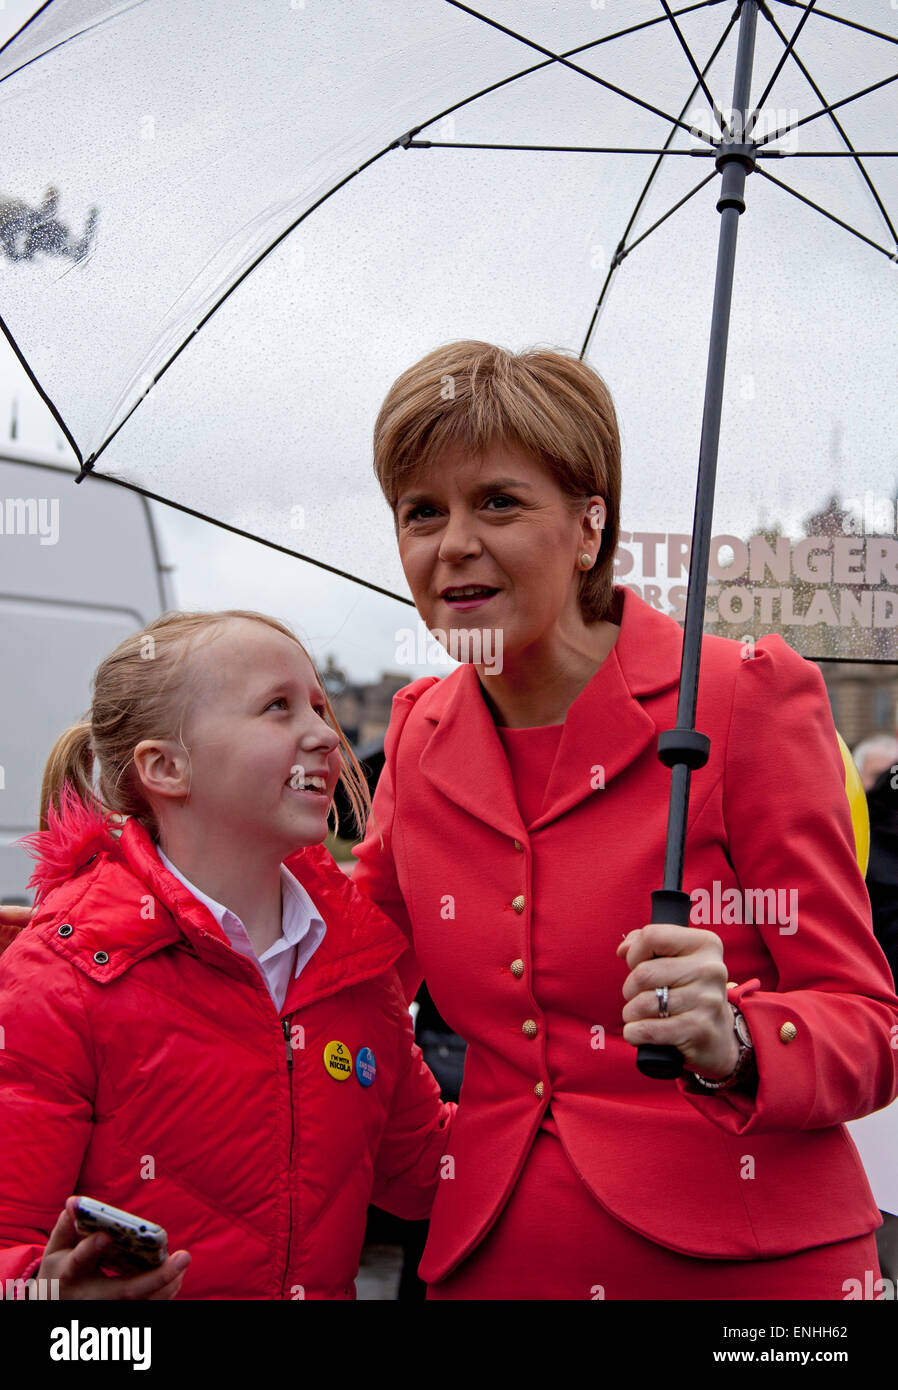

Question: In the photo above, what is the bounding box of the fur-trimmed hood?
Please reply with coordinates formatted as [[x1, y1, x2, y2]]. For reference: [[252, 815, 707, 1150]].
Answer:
[[18, 780, 121, 908]]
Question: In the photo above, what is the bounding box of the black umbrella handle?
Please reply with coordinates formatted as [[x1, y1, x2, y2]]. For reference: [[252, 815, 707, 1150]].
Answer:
[[635, 889, 692, 1079]]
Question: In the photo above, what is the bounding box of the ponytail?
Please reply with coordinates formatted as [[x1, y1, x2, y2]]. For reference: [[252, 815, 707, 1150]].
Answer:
[[39, 721, 100, 832]]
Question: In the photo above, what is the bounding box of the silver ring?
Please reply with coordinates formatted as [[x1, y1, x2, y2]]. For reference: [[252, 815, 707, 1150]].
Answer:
[[656, 985, 669, 1018]]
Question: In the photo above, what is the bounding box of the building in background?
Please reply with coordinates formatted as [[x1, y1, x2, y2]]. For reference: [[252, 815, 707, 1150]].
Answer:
[[322, 654, 415, 746], [821, 664, 898, 750]]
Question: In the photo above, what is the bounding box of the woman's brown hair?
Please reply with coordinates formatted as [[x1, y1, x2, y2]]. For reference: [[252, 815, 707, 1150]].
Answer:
[[373, 340, 622, 623], [39, 609, 373, 843]]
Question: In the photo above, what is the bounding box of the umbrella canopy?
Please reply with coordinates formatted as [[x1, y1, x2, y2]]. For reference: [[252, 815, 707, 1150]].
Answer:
[[0, 0, 895, 662]]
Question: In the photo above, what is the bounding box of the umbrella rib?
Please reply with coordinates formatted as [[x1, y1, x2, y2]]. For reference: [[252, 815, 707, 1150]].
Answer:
[[755, 150, 897, 156], [70, 471, 417, 607], [75, 128, 448, 477], [404, 141, 714, 154], [659, 0, 729, 135], [0, 0, 151, 88], [401, 0, 728, 147], [760, 6, 898, 254], [749, 0, 817, 123], [581, 179, 722, 359], [775, 3, 898, 48], [555, 0, 730, 50], [580, 7, 739, 357], [444, 0, 717, 145], [613, 170, 719, 261], [754, 166, 897, 261], [756, 70, 898, 149], [0, 308, 84, 465], [565, 0, 730, 48]]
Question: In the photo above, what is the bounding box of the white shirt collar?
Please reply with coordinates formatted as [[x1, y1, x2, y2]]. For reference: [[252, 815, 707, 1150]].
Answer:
[[155, 846, 326, 974]]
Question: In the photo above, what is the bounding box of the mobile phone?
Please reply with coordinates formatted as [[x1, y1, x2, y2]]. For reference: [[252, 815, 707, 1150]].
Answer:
[[72, 1196, 169, 1276]]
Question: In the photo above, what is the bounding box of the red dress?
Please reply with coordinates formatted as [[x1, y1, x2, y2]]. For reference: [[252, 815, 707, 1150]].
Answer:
[[427, 721, 879, 1301]]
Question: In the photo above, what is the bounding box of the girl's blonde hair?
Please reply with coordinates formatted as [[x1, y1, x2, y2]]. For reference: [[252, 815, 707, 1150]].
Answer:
[[373, 339, 622, 623], [39, 609, 374, 845]]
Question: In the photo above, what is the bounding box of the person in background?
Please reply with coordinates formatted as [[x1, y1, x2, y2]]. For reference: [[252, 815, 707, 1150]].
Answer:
[[852, 735, 898, 794], [851, 751, 898, 1288]]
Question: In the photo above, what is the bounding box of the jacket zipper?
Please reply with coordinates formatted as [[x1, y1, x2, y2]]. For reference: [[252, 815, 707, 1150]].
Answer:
[[280, 1014, 295, 1300]]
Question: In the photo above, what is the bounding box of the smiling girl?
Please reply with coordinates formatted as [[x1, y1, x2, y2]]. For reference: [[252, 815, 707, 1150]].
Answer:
[[0, 609, 452, 1300]]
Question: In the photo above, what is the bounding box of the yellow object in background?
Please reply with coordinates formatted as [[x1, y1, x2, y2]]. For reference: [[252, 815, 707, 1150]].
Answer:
[[837, 730, 870, 876]]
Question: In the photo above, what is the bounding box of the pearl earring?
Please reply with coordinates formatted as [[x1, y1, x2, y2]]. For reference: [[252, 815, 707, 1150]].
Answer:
[[579, 553, 592, 568]]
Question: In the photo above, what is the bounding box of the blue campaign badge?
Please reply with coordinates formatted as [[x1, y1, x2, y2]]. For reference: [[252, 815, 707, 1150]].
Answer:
[[356, 1047, 376, 1087]]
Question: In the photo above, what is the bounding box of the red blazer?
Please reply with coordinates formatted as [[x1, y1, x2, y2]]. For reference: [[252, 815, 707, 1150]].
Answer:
[[351, 585, 898, 1282]]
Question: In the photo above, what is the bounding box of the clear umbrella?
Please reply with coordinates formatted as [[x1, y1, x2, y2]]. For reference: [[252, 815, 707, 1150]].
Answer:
[[0, 0, 895, 1074]]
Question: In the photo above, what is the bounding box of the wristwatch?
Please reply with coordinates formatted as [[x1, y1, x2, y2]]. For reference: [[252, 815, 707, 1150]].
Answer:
[[692, 1004, 755, 1091]]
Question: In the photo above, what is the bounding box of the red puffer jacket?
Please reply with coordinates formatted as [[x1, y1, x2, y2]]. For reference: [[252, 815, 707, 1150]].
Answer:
[[0, 792, 453, 1299]]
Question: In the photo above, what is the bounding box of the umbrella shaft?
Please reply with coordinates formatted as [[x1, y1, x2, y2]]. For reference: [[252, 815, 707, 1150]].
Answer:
[[664, 0, 760, 892]]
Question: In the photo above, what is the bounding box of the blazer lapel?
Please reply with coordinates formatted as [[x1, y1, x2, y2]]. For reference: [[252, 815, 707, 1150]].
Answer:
[[530, 646, 657, 831], [418, 587, 685, 835], [419, 663, 526, 840]]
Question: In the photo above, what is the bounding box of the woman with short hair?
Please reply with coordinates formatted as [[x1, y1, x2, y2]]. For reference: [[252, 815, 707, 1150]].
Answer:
[[352, 338, 898, 1300]]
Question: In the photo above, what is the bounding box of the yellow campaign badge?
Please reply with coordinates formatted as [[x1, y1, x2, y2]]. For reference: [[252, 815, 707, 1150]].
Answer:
[[323, 1040, 353, 1081]]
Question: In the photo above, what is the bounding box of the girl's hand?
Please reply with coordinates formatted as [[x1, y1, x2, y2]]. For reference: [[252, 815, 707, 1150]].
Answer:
[[0, 905, 32, 928], [616, 923, 740, 1078], [0, 905, 32, 956], [37, 1197, 191, 1300]]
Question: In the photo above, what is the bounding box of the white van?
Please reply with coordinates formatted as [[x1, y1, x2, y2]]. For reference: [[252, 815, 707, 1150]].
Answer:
[[0, 445, 172, 901]]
